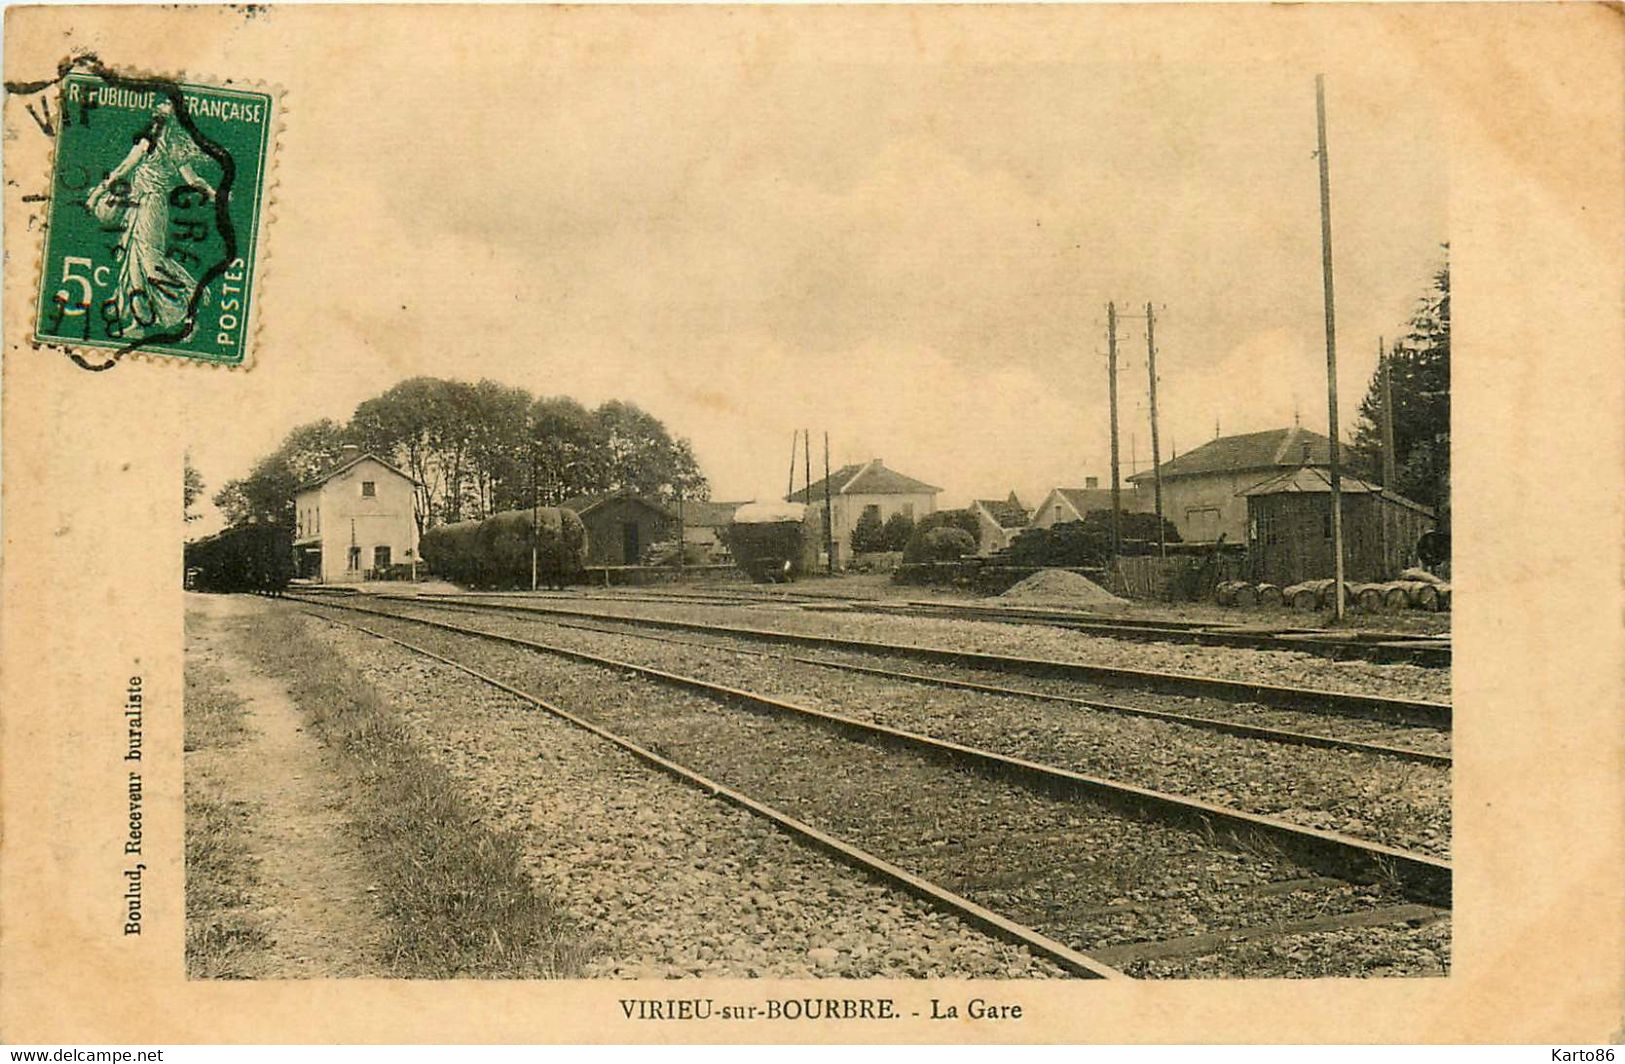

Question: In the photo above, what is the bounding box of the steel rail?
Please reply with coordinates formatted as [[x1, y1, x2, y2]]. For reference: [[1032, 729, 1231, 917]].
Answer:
[[295, 597, 1453, 906], [413, 599, 1449, 766], [856, 603, 1451, 667], [299, 608, 1126, 980], [404, 594, 1453, 728], [424, 588, 1451, 666]]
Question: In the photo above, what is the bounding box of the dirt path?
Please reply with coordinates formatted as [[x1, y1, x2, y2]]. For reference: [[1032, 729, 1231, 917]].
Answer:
[[187, 595, 388, 978]]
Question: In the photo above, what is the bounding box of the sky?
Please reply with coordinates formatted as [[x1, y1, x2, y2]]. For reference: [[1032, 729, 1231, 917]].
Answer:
[[178, 21, 1447, 531]]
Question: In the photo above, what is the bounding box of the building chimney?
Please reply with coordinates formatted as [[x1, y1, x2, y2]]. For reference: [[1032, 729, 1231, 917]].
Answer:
[[1085, 476, 1099, 489]]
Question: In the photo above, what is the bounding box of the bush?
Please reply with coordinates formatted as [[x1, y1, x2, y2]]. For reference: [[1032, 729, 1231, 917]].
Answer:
[[1002, 511, 1181, 568], [916, 527, 976, 562], [881, 511, 915, 551], [902, 509, 981, 562], [850, 509, 886, 553]]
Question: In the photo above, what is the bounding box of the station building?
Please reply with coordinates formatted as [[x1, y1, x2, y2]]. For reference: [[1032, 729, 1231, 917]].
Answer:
[[292, 445, 419, 582]]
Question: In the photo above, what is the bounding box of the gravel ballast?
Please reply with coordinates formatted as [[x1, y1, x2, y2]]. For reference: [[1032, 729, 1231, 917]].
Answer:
[[383, 602, 1452, 856], [306, 614, 1067, 979], [304, 603, 1449, 978], [457, 595, 1453, 704]]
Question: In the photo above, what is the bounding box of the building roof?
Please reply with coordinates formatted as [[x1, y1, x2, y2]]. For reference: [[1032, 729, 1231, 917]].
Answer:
[[974, 494, 1030, 529], [1053, 487, 1124, 516], [1127, 427, 1333, 483], [682, 500, 750, 528], [1240, 466, 1435, 516], [295, 451, 416, 493], [561, 491, 678, 520], [787, 459, 943, 503]]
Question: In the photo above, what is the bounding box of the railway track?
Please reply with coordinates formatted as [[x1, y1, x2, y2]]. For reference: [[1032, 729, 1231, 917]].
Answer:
[[294, 598, 1450, 978], [420, 601, 1448, 766], [369, 592, 1451, 728], [292, 595, 1452, 905], [433, 585, 1452, 667]]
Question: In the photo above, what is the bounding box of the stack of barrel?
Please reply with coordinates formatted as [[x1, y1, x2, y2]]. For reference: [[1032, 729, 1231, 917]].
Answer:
[[1218, 575, 1451, 612]]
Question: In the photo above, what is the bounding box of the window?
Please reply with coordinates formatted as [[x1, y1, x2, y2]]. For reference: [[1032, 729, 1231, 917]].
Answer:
[[863, 504, 880, 523], [374, 546, 391, 570], [361, 481, 376, 498], [347, 546, 361, 571], [1185, 507, 1221, 542], [1255, 511, 1278, 546], [900, 502, 915, 519]]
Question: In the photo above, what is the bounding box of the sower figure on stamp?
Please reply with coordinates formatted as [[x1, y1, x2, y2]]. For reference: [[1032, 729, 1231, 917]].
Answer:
[[87, 100, 216, 338]]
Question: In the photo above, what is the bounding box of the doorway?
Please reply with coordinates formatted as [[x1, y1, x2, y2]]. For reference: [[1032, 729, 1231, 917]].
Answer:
[[621, 521, 640, 564]]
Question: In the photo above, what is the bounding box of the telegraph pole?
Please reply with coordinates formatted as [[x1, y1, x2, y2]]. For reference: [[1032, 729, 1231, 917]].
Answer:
[[1107, 302, 1122, 561], [530, 442, 539, 591], [823, 432, 835, 574], [1380, 336, 1398, 489], [1316, 73, 1347, 620], [1145, 302, 1166, 558], [786, 432, 798, 501], [803, 428, 812, 514]]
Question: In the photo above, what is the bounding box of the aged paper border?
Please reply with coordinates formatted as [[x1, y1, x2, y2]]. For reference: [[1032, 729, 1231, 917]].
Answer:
[[2, 3, 1621, 1044]]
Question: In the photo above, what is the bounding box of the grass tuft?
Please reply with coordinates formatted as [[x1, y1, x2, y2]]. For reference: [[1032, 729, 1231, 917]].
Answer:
[[184, 660, 269, 978], [239, 608, 592, 978]]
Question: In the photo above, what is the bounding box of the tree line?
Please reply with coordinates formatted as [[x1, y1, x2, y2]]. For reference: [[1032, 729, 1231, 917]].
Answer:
[[213, 378, 709, 530], [1349, 249, 1450, 521]]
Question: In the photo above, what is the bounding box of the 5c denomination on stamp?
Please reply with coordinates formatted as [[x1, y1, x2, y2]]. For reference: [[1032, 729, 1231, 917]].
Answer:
[[32, 70, 273, 368]]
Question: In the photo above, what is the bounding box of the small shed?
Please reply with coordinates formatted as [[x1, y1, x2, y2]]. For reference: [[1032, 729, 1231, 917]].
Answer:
[[562, 492, 678, 565], [1242, 468, 1435, 586], [682, 499, 750, 560]]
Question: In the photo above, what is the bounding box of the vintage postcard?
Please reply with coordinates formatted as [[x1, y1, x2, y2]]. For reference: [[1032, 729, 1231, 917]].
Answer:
[[1, 3, 1620, 1046]]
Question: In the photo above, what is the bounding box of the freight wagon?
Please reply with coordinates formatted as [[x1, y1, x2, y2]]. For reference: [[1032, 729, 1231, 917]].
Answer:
[[184, 524, 294, 594]]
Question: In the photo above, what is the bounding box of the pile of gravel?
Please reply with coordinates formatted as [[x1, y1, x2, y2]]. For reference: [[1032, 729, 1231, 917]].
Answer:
[[999, 569, 1126, 607]]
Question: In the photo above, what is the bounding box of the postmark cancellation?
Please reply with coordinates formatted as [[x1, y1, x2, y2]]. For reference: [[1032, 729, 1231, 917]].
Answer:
[[29, 69, 275, 368]]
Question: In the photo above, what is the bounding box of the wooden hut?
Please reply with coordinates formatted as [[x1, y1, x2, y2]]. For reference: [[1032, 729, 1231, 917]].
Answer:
[[562, 491, 678, 566], [1242, 468, 1435, 586]]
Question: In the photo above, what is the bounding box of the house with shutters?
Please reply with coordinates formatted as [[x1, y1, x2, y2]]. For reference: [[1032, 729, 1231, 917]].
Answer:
[[1126, 426, 1333, 543], [787, 458, 942, 566], [292, 445, 419, 582]]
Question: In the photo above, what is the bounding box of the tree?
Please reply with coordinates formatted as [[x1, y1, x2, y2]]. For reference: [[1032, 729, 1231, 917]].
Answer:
[[881, 511, 915, 551], [593, 399, 709, 502], [528, 395, 610, 505], [212, 418, 348, 527], [1350, 250, 1450, 517], [183, 452, 205, 523], [851, 508, 886, 553], [463, 380, 533, 518], [350, 378, 476, 530]]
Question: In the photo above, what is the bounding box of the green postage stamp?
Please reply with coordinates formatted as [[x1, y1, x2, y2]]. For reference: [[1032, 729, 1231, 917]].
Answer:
[[32, 71, 274, 368]]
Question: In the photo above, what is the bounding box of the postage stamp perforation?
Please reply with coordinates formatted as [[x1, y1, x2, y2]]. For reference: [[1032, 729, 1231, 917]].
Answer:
[[120, 72, 286, 374], [21, 54, 279, 371]]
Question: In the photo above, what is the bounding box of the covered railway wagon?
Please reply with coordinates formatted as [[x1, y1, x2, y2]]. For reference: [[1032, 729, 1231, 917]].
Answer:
[[724, 502, 819, 582], [419, 507, 588, 589], [185, 524, 294, 593]]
